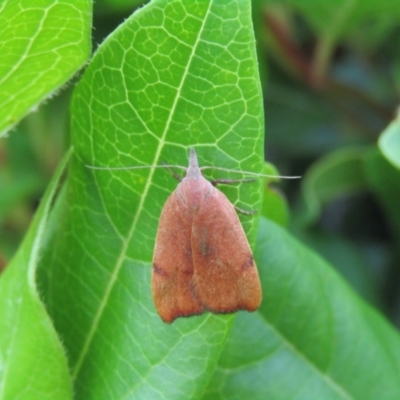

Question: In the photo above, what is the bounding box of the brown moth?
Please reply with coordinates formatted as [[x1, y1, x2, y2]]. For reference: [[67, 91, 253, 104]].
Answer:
[[152, 148, 262, 323]]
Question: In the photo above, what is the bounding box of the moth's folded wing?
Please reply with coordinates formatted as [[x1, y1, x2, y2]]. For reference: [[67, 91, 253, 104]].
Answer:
[[152, 191, 204, 323], [191, 189, 261, 313]]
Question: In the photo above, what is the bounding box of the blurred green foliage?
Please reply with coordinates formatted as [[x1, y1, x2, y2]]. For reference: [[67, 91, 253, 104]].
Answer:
[[255, 0, 400, 325]]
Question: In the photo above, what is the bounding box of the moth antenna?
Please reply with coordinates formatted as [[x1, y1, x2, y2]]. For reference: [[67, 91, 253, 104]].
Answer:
[[86, 164, 187, 171], [234, 205, 258, 215], [85, 151, 301, 179], [211, 178, 255, 186], [161, 161, 184, 182], [200, 166, 301, 179]]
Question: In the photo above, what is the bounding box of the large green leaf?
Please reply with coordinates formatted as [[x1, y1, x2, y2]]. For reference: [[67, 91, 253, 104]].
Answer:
[[39, 0, 264, 398], [0, 0, 92, 136], [301, 148, 368, 224], [0, 150, 72, 400], [204, 218, 400, 399]]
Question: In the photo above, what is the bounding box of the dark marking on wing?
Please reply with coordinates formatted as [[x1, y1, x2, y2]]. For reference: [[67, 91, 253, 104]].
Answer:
[[241, 256, 254, 270], [198, 228, 214, 257], [153, 263, 168, 277]]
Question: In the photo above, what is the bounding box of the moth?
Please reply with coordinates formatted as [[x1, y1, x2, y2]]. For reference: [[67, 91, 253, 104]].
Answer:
[[152, 148, 261, 323], [87, 147, 299, 323]]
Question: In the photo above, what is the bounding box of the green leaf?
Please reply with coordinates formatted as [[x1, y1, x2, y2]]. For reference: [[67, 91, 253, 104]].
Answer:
[[261, 162, 290, 227], [0, 0, 92, 136], [378, 117, 400, 170], [262, 185, 289, 226], [297, 231, 380, 306], [39, 0, 264, 398], [301, 148, 369, 224], [0, 149, 72, 400], [204, 218, 400, 399]]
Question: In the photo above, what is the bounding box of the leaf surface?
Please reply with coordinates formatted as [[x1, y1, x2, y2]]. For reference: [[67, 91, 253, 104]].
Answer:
[[0, 0, 92, 135], [204, 218, 400, 400], [39, 1, 264, 398], [0, 150, 72, 400]]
